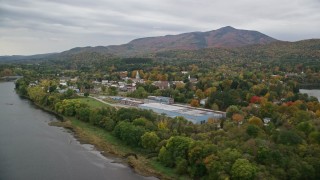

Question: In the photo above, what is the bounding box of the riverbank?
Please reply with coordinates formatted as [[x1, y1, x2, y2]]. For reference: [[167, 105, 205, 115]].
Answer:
[[50, 118, 178, 180], [23, 95, 180, 180], [15, 86, 188, 180]]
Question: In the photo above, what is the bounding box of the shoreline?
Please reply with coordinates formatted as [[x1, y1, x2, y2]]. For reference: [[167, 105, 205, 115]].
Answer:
[[49, 120, 168, 179], [19, 93, 174, 180]]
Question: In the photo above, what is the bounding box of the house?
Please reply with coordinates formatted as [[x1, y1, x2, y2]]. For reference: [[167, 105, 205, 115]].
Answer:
[[101, 80, 108, 85], [200, 98, 208, 106], [152, 81, 170, 89], [127, 83, 136, 92], [70, 77, 78, 82], [188, 75, 198, 83], [119, 71, 128, 79], [263, 118, 271, 125]]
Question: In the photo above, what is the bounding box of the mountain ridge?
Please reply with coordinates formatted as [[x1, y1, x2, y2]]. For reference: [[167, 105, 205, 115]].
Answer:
[[57, 26, 278, 57], [0, 26, 295, 61]]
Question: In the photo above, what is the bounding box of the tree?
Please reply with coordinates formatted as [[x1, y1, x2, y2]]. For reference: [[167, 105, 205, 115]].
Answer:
[[195, 89, 204, 99], [27, 86, 46, 104], [246, 125, 260, 138], [309, 131, 320, 144], [248, 116, 263, 127], [0, 68, 13, 77], [277, 130, 303, 145], [64, 89, 75, 98], [76, 107, 91, 122], [232, 113, 244, 125], [84, 92, 89, 97], [226, 105, 241, 118], [108, 86, 118, 96], [175, 158, 188, 175], [113, 121, 146, 147], [297, 122, 314, 136], [316, 110, 320, 118], [158, 136, 193, 167], [141, 132, 160, 151], [250, 96, 261, 104], [101, 86, 106, 92], [188, 141, 215, 177], [231, 159, 256, 180], [190, 99, 200, 107], [104, 117, 116, 131]]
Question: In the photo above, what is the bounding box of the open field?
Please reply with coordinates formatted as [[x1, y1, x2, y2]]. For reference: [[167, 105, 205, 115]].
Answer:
[[76, 97, 110, 109]]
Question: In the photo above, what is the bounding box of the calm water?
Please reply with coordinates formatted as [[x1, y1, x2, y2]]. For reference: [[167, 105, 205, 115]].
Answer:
[[0, 82, 154, 180], [300, 89, 320, 101]]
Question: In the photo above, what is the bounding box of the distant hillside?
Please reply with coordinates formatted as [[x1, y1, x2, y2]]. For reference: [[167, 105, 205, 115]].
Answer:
[[0, 53, 57, 63], [154, 39, 320, 65], [58, 26, 278, 57], [4, 27, 320, 65]]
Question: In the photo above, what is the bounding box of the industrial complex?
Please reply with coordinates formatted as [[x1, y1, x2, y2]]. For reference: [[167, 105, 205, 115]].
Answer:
[[110, 96, 226, 124]]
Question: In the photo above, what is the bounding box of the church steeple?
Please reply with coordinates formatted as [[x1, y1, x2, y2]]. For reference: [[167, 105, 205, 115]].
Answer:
[[136, 70, 140, 79]]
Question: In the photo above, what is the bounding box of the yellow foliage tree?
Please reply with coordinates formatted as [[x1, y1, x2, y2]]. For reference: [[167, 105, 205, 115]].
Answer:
[[158, 120, 169, 130], [248, 116, 263, 127]]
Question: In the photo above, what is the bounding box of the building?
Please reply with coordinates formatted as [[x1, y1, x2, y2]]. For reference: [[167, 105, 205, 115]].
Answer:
[[188, 75, 198, 83], [139, 103, 226, 124], [152, 81, 170, 89], [147, 96, 174, 104], [120, 98, 144, 106], [131, 70, 144, 83]]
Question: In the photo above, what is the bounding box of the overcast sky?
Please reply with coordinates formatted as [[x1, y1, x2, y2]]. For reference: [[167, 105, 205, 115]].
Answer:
[[1, 0, 319, 55]]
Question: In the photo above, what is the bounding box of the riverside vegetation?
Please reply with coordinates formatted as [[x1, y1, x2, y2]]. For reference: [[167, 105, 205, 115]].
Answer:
[[2, 39, 320, 179]]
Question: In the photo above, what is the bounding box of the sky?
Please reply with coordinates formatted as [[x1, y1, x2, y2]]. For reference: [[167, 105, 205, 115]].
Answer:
[[1, 0, 320, 55]]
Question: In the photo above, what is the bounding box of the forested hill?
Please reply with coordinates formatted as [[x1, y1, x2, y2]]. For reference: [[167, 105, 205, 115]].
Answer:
[[154, 39, 320, 67], [1, 39, 319, 70], [56, 26, 278, 57], [0, 26, 278, 62]]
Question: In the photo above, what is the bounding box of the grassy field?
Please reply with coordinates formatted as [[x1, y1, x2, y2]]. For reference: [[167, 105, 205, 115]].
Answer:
[[76, 97, 110, 109]]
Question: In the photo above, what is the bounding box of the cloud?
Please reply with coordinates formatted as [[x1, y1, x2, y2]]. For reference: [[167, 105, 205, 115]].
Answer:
[[0, 0, 319, 55]]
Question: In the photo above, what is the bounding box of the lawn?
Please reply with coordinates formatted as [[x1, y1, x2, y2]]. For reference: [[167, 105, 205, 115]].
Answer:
[[76, 97, 110, 109]]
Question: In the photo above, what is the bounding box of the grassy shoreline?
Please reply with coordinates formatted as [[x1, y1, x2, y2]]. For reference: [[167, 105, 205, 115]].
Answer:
[[50, 118, 178, 180]]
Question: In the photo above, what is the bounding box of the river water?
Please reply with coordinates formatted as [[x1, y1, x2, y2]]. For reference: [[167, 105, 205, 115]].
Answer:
[[0, 82, 154, 180]]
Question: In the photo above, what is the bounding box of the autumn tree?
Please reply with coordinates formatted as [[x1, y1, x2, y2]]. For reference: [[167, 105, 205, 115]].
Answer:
[[248, 116, 263, 127], [158, 136, 193, 167], [141, 131, 160, 151], [232, 113, 244, 126], [190, 99, 200, 107], [231, 159, 256, 180]]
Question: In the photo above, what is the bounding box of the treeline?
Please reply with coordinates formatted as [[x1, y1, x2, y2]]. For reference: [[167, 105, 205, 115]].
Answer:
[[15, 77, 320, 179]]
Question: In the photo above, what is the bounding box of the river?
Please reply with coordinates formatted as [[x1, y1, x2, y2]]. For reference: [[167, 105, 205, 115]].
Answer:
[[300, 89, 320, 101], [0, 82, 154, 180]]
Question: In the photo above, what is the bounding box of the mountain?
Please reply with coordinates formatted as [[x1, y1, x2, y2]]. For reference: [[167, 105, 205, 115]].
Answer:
[[126, 26, 277, 50], [154, 39, 320, 65], [0, 26, 279, 60], [0, 53, 58, 63], [59, 26, 278, 56]]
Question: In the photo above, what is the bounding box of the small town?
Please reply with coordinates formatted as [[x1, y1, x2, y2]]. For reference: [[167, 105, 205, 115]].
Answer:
[[1, 1, 320, 179]]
